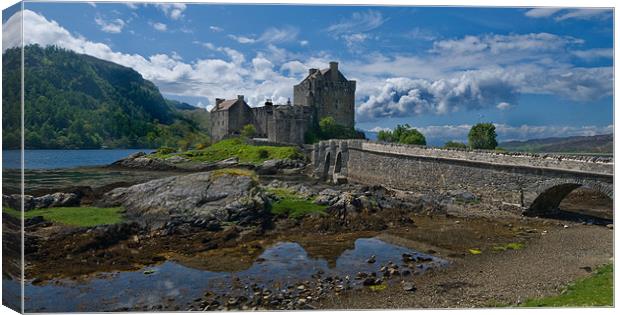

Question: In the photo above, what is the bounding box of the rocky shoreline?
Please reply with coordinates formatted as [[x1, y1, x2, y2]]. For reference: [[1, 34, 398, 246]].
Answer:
[[4, 152, 614, 311]]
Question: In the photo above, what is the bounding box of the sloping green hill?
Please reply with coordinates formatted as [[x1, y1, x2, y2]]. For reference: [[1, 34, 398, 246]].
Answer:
[[500, 134, 612, 154], [2, 44, 209, 149]]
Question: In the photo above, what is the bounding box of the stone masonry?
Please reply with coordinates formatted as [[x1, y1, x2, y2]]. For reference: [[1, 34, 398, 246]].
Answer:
[[310, 139, 613, 215]]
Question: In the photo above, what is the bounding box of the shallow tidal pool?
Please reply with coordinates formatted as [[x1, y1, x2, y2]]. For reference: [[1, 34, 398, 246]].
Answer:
[[23, 237, 448, 312]]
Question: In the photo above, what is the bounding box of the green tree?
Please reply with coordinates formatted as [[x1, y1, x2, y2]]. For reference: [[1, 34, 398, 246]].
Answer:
[[378, 124, 426, 145], [444, 141, 467, 149], [241, 124, 257, 138], [468, 123, 498, 150]]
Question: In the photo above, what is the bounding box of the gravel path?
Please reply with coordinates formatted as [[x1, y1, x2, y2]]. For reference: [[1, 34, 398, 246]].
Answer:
[[318, 222, 614, 309]]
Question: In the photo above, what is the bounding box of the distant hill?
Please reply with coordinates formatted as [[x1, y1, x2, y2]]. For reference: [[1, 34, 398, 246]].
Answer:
[[500, 134, 613, 154], [2, 44, 210, 149]]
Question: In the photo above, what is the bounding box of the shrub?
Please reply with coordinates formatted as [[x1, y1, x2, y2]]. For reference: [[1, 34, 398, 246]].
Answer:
[[241, 124, 257, 138], [444, 141, 468, 149], [194, 142, 208, 150], [156, 146, 176, 155], [258, 149, 269, 159]]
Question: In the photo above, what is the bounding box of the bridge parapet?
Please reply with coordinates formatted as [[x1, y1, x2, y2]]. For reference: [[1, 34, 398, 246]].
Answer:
[[309, 139, 612, 214]]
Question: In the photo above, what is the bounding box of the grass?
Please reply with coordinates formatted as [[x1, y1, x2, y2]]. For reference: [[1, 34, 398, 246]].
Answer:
[[492, 242, 525, 252], [3, 206, 124, 227], [521, 264, 613, 307], [211, 168, 258, 181], [152, 137, 303, 164], [267, 187, 326, 219]]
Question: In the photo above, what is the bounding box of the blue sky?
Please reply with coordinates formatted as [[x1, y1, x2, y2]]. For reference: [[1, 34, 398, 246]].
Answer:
[[2, 2, 614, 145]]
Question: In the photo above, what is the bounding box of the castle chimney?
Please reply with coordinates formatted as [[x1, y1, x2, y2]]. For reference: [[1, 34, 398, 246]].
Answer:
[[329, 61, 338, 80], [237, 95, 244, 101], [309, 68, 318, 75], [215, 98, 224, 109], [265, 99, 273, 106]]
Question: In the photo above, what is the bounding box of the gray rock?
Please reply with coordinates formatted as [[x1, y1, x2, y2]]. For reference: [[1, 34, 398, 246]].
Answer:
[[449, 190, 478, 203], [402, 281, 417, 292], [98, 171, 268, 229], [165, 156, 191, 164], [111, 153, 176, 170], [3, 192, 80, 211]]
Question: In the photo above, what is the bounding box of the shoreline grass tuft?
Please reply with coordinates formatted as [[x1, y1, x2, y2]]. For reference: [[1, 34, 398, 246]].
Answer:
[[3, 206, 124, 227], [266, 187, 326, 219], [521, 264, 613, 307]]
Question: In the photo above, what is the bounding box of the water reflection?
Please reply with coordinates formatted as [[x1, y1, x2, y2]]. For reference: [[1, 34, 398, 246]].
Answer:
[[25, 238, 447, 312]]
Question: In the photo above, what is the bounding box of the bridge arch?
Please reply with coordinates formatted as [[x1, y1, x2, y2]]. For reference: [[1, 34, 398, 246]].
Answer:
[[322, 152, 332, 180], [334, 151, 343, 175], [524, 178, 613, 216]]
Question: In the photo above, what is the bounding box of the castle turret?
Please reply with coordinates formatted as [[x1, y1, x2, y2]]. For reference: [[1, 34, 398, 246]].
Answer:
[[293, 61, 356, 128]]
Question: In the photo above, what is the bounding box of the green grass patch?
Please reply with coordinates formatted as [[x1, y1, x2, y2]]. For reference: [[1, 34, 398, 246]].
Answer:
[[3, 206, 124, 227], [492, 242, 525, 252], [153, 137, 302, 164], [521, 264, 613, 307], [267, 187, 326, 219], [211, 168, 258, 181]]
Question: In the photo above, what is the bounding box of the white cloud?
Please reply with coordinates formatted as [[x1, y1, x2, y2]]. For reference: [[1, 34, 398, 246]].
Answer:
[[209, 25, 223, 32], [126, 3, 139, 10], [150, 22, 168, 32], [326, 10, 385, 35], [95, 16, 125, 34], [155, 3, 186, 20], [496, 102, 512, 110], [524, 8, 562, 18], [343, 33, 369, 50], [554, 9, 611, 21], [228, 26, 299, 45], [326, 10, 385, 52], [524, 8, 611, 21], [228, 34, 256, 44], [572, 48, 613, 60], [299, 40, 309, 46]]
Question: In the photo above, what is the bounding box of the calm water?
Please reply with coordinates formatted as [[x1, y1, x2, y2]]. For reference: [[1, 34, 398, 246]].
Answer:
[[22, 238, 448, 312], [2, 149, 153, 170]]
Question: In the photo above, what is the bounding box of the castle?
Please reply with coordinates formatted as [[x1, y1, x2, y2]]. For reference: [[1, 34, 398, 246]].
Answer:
[[210, 61, 356, 144]]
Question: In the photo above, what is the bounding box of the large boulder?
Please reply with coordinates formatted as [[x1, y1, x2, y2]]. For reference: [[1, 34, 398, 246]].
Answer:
[[3, 192, 80, 211], [110, 152, 177, 170], [97, 171, 269, 229], [256, 159, 306, 175]]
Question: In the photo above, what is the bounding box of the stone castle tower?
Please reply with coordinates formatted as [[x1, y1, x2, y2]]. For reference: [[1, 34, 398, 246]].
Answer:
[[293, 62, 356, 128], [210, 61, 355, 144]]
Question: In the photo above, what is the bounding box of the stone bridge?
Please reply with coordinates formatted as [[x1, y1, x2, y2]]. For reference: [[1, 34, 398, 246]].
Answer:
[[309, 140, 613, 215]]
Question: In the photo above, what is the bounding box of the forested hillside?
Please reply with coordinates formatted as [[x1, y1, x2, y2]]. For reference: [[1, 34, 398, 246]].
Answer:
[[2, 45, 210, 149]]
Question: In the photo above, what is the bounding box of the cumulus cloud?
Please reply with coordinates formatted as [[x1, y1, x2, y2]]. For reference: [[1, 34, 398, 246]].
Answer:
[[299, 40, 309, 46], [150, 22, 167, 32], [95, 16, 125, 33], [357, 72, 518, 121], [155, 3, 186, 20], [524, 8, 611, 21]]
